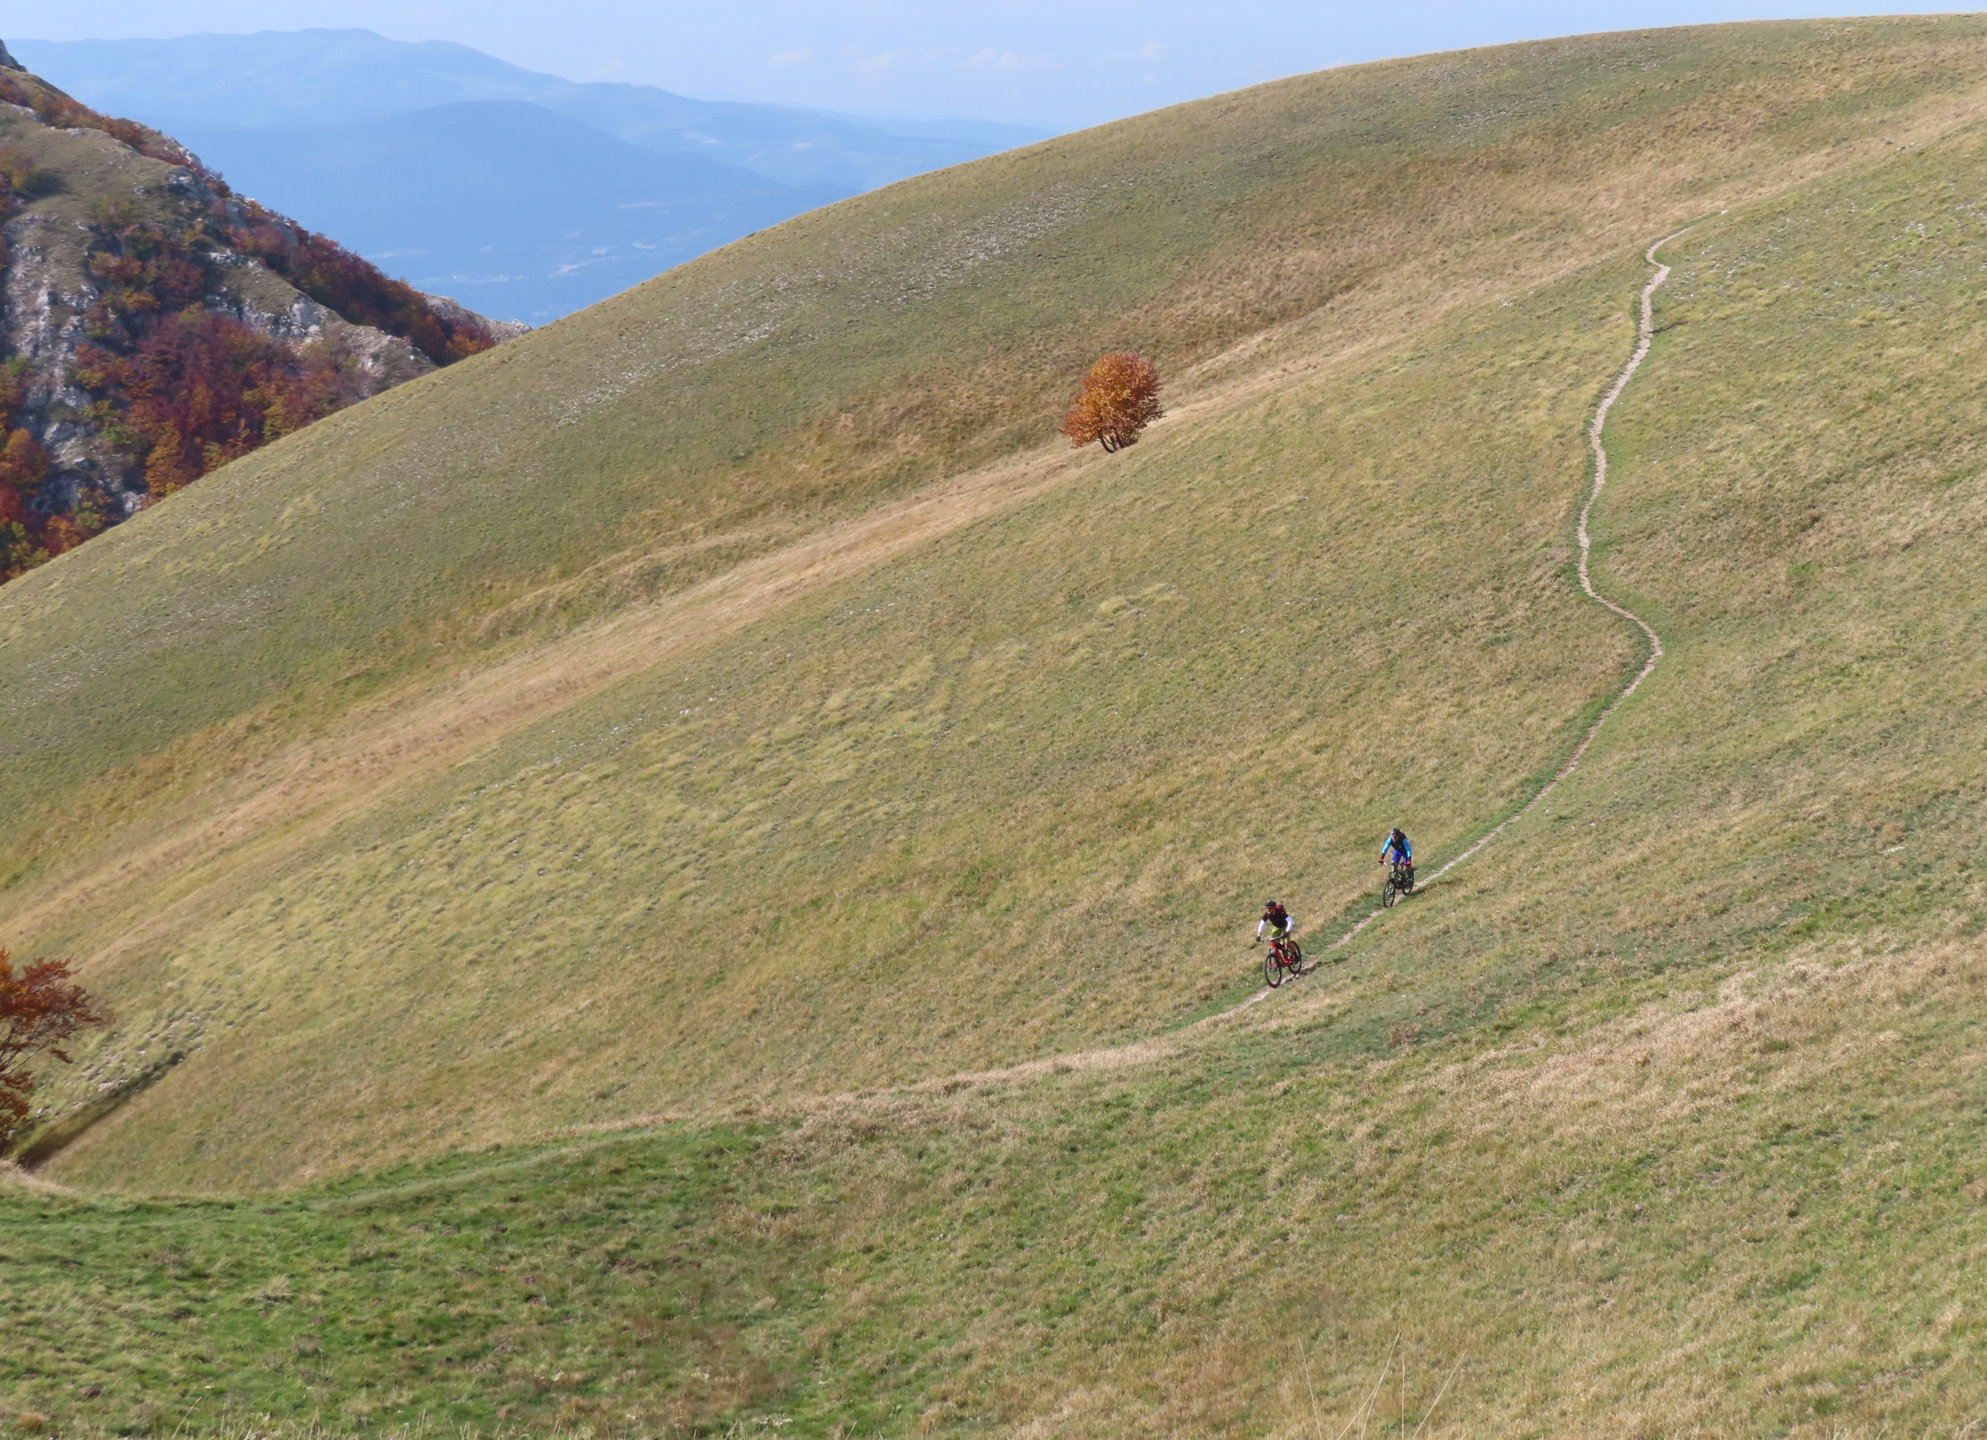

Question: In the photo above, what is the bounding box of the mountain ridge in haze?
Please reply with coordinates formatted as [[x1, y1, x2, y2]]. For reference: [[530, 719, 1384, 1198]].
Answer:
[[157, 101, 851, 322], [13, 31, 1052, 190], [0, 47, 511, 572], [9, 16, 1987, 1434], [15, 30, 1048, 318]]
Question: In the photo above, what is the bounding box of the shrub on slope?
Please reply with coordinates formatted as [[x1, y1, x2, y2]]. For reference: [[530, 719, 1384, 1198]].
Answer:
[[4, 20, 1987, 1435], [0, 19, 1985, 1193]]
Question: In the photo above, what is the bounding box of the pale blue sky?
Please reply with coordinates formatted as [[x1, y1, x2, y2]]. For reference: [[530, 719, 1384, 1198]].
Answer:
[[8, 2, 1961, 129]]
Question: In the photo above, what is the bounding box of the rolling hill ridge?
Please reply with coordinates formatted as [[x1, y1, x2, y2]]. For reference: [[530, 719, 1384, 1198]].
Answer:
[[4, 16, 1987, 1437], [18, 29, 1047, 319]]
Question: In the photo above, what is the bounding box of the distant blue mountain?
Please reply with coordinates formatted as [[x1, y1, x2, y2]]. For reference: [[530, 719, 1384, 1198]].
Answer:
[[161, 101, 850, 322], [13, 31, 1050, 191], [12, 30, 1049, 321]]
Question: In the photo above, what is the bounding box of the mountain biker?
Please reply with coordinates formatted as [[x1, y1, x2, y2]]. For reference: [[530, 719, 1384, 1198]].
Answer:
[[1254, 899, 1296, 946], [1380, 828, 1413, 881]]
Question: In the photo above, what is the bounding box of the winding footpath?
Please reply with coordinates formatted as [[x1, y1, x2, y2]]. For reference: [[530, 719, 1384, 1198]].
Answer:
[[532, 230, 1698, 1153], [1231, 229, 1691, 1007]]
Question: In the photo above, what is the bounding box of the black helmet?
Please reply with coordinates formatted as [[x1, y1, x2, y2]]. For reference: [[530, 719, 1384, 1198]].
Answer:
[[1264, 899, 1280, 909], [1391, 827, 1406, 840]]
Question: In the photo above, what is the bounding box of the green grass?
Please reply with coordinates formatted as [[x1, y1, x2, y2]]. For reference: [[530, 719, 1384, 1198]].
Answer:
[[8, 16, 1987, 1434], [7, 927, 1986, 1436], [35, 95, 1987, 1188], [31, 250, 1653, 1186], [2, 19, 1979, 833]]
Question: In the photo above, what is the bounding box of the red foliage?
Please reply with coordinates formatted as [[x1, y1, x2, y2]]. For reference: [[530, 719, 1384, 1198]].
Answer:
[[227, 202, 496, 365], [39, 512, 97, 557], [78, 309, 345, 494], [1059, 351, 1165, 453], [0, 61, 500, 581], [0, 71, 185, 166], [0, 428, 49, 497], [0, 951, 111, 1152], [86, 228, 207, 326], [0, 362, 46, 555]]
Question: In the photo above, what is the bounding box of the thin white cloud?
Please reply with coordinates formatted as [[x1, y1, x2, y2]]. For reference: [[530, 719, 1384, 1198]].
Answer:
[[769, 47, 813, 67], [1105, 40, 1166, 63], [963, 48, 1061, 73], [852, 48, 907, 77]]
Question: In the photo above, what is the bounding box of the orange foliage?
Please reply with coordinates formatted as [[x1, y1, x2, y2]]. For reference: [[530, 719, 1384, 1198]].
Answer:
[[1058, 351, 1165, 453], [0, 65, 497, 583], [0, 951, 110, 1152], [85, 227, 207, 328], [0, 428, 47, 494], [40, 512, 106, 557], [78, 309, 347, 494]]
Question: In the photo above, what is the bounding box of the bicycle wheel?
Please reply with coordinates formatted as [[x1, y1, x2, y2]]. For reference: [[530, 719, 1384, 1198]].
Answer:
[[1286, 941, 1303, 973], [1380, 875, 1398, 908], [1264, 946, 1285, 987]]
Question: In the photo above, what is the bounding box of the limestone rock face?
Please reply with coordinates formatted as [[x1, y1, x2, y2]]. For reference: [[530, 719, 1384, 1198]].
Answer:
[[0, 59, 514, 568], [423, 291, 531, 343], [0, 109, 446, 515]]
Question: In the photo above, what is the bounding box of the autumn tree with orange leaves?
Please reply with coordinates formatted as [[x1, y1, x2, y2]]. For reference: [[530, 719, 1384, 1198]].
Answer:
[[1059, 350, 1164, 453], [0, 952, 110, 1152]]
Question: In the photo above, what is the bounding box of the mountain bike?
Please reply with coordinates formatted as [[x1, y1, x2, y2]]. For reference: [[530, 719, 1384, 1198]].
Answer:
[[1380, 861, 1415, 908], [1262, 935, 1303, 987]]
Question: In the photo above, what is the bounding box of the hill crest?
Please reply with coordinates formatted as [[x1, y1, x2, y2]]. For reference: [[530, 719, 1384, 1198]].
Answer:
[[0, 14, 1982, 1192]]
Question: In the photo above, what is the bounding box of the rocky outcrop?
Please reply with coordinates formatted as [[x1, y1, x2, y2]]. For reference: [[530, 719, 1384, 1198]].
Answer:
[[2, 208, 133, 511], [424, 291, 531, 343], [0, 58, 515, 570]]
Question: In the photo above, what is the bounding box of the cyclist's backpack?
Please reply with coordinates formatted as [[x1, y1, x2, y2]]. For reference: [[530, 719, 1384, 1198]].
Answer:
[[1265, 902, 1288, 928]]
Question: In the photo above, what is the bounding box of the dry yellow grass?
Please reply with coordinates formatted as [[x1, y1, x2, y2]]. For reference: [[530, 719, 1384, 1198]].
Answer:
[[9, 19, 1987, 1192], [6, 25, 1987, 1432]]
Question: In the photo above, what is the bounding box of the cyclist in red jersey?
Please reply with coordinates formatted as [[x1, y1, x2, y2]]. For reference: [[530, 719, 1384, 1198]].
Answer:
[[1255, 899, 1295, 946]]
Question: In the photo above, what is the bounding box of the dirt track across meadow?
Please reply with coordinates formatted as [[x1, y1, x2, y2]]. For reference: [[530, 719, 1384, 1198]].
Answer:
[[1217, 230, 1690, 1012], [547, 229, 1696, 1140]]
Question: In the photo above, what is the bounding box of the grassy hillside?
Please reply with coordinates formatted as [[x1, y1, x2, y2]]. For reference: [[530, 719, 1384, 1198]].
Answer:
[[9, 17, 1987, 1187], [6, 15, 1987, 1434], [6, 931, 1984, 1436]]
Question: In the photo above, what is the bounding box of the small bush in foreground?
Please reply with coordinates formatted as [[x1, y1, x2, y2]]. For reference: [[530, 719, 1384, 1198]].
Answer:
[[0, 952, 109, 1152]]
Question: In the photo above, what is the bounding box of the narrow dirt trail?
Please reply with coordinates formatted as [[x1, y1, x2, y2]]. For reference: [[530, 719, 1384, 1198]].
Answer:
[[1196, 230, 1690, 1018], [542, 230, 1697, 1141], [2, 285, 1434, 972], [37, 233, 1695, 1188]]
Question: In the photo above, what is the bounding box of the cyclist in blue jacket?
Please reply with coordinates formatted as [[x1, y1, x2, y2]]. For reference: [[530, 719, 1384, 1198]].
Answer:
[[1380, 827, 1413, 880]]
